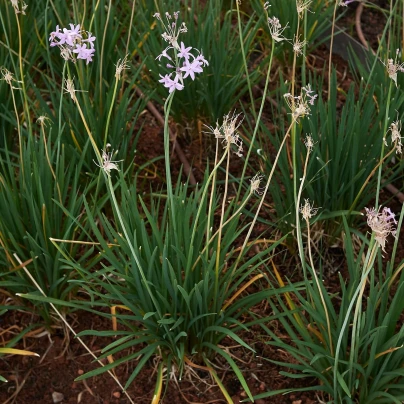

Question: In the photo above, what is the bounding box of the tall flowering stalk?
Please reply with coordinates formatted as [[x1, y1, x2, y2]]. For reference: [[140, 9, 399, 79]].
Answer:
[[154, 11, 208, 228]]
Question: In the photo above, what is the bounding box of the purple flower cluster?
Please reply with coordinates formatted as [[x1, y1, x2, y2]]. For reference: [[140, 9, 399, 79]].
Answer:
[[49, 24, 95, 64], [154, 12, 208, 93]]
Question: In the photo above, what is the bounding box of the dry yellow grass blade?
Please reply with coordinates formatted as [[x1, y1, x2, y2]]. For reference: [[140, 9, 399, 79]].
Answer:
[[222, 273, 264, 312], [0, 348, 39, 357], [111, 305, 131, 331]]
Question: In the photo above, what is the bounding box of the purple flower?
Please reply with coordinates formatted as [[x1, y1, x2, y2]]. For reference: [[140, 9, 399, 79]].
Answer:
[[49, 23, 95, 64], [167, 75, 184, 93], [156, 47, 172, 62], [84, 32, 96, 48], [195, 52, 209, 67], [177, 42, 192, 60], [180, 59, 203, 81], [159, 73, 183, 93]]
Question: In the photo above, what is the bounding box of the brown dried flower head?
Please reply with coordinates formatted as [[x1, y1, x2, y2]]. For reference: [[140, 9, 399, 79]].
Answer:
[[365, 206, 397, 252]]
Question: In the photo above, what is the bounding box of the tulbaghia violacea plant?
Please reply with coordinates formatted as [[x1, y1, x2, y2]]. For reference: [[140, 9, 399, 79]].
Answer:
[[49, 24, 96, 64], [284, 84, 318, 122], [154, 11, 208, 93]]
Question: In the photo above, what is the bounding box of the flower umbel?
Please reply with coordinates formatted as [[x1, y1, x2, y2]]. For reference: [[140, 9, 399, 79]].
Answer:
[[49, 24, 96, 64], [284, 84, 318, 122], [365, 206, 397, 252], [154, 12, 207, 93], [94, 146, 123, 176]]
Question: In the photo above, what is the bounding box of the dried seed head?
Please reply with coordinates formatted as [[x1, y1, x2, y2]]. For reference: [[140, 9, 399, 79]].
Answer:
[[63, 78, 86, 102], [10, 0, 27, 15], [267, 16, 289, 43], [304, 134, 315, 150], [0, 67, 22, 89], [300, 199, 319, 221], [365, 206, 397, 252], [36, 115, 52, 127], [296, 0, 313, 18], [383, 52, 404, 87], [205, 112, 244, 157], [115, 54, 130, 80], [94, 148, 123, 176], [284, 84, 318, 122], [250, 173, 265, 196], [384, 117, 403, 154], [293, 35, 308, 56]]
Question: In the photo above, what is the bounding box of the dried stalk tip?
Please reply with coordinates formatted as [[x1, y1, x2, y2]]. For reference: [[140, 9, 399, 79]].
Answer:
[[1, 67, 22, 89], [205, 112, 244, 157], [115, 55, 130, 80], [365, 206, 397, 252], [94, 148, 123, 176], [10, 0, 27, 14], [300, 199, 319, 221], [250, 173, 265, 196]]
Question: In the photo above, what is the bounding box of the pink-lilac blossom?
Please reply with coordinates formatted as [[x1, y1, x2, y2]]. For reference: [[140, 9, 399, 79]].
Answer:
[[154, 11, 207, 93], [49, 24, 96, 64]]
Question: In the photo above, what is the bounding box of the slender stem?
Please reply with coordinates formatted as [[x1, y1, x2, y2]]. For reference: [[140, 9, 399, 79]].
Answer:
[[163, 92, 176, 225], [214, 147, 231, 310], [306, 219, 333, 354], [99, 0, 112, 112], [295, 149, 310, 272], [188, 150, 229, 273], [56, 63, 67, 176], [301, 10, 307, 88], [15, 13, 31, 134], [237, 42, 275, 203], [206, 139, 219, 261], [103, 77, 119, 148], [375, 80, 393, 208], [120, 0, 136, 99], [225, 122, 294, 295], [75, 98, 102, 162], [10, 86, 23, 177], [291, 16, 301, 229], [236, 0, 256, 119], [328, 2, 338, 101], [41, 124, 62, 204]]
